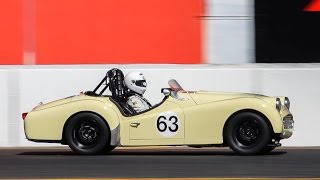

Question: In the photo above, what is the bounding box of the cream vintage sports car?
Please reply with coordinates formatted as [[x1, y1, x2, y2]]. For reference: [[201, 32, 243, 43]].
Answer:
[[23, 68, 294, 155]]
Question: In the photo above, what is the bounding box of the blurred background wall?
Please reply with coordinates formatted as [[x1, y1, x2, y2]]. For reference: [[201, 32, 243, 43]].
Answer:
[[255, 0, 320, 62], [204, 0, 254, 64], [1, 0, 320, 64], [0, 0, 255, 64], [0, 0, 23, 64], [1, 0, 203, 64]]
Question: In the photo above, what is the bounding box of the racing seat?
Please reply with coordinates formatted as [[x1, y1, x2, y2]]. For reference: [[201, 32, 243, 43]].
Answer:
[[90, 68, 136, 116]]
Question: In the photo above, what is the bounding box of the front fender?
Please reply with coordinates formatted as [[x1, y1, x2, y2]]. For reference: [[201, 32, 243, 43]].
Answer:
[[225, 97, 283, 133], [184, 97, 284, 145]]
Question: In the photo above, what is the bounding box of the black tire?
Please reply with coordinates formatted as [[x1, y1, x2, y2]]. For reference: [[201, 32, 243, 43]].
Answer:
[[65, 113, 110, 155], [103, 145, 116, 153], [226, 112, 271, 155], [261, 146, 276, 154]]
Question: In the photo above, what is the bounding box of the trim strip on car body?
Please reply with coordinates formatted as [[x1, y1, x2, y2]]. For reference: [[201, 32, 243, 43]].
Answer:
[[110, 125, 119, 146]]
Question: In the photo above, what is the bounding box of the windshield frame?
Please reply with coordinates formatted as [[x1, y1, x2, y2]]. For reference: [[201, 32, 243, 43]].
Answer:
[[168, 79, 184, 91], [168, 79, 188, 101]]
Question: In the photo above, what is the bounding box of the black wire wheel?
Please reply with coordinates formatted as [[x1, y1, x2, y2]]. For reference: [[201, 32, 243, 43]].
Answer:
[[65, 113, 110, 155], [225, 112, 271, 155]]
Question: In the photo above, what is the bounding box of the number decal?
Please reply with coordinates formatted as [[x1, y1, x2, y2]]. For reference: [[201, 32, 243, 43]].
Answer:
[[168, 116, 178, 132], [156, 112, 180, 137], [157, 116, 167, 132]]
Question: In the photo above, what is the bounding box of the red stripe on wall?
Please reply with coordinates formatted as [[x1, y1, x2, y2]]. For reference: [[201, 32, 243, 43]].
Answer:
[[36, 0, 203, 64], [0, 0, 23, 64], [304, 0, 320, 11]]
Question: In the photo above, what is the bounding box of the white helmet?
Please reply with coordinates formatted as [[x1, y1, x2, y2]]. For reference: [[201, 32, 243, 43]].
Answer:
[[124, 72, 147, 95]]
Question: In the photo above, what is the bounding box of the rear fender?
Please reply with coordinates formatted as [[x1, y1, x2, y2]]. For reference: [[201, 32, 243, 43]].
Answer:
[[62, 100, 121, 145], [24, 99, 120, 143]]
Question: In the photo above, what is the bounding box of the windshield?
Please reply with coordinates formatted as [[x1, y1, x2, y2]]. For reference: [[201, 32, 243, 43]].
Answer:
[[168, 79, 183, 91]]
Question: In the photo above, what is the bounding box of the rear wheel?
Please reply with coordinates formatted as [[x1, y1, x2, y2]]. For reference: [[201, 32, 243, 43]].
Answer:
[[103, 145, 116, 153], [226, 112, 271, 155], [65, 113, 110, 155]]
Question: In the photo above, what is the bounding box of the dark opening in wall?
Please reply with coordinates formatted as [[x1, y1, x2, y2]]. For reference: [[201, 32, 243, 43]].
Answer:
[[255, 0, 320, 63]]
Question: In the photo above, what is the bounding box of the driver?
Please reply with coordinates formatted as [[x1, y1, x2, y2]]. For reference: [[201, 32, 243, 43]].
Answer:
[[123, 71, 152, 113]]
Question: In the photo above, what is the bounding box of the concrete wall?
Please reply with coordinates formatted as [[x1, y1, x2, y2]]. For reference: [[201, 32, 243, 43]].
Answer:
[[0, 69, 9, 145], [204, 0, 254, 64], [0, 64, 318, 147]]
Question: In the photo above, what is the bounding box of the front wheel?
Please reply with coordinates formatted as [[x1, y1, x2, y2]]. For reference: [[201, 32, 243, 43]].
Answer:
[[225, 112, 271, 155], [261, 146, 277, 154], [65, 113, 110, 155]]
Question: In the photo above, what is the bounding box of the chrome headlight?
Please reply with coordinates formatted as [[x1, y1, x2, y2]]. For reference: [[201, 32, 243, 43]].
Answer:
[[276, 98, 281, 111], [284, 97, 290, 110]]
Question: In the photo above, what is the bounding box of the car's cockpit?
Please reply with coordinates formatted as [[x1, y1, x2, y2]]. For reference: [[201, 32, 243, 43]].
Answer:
[[84, 68, 137, 116], [84, 68, 186, 117]]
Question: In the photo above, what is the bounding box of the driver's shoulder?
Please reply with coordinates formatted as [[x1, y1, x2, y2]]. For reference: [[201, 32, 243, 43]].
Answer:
[[127, 94, 144, 101]]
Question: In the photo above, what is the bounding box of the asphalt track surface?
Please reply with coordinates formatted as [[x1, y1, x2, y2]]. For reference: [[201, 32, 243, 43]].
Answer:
[[0, 147, 319, 179]]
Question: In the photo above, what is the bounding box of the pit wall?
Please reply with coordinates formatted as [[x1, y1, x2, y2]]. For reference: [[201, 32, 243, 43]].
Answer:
[[0, 64, 317, 147]]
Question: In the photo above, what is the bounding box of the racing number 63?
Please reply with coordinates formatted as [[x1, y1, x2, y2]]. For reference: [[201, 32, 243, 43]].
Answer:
[[157, 115, 179, 132]]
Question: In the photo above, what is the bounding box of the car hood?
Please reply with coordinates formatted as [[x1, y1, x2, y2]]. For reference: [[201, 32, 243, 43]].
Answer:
[[188, 91, 261, 104]]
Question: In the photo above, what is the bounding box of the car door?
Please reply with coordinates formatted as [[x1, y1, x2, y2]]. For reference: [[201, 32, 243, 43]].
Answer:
[[128, 100, 185, 146]]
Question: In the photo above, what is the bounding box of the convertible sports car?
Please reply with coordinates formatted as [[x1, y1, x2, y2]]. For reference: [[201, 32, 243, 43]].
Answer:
[[23, 68, 294, 155]]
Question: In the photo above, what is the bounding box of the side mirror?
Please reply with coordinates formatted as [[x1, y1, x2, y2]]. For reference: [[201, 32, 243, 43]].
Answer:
[[161, 88, 171, 97]]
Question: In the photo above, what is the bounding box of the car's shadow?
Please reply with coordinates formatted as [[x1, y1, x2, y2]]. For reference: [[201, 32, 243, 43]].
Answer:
[[17, 148, 287, 156]]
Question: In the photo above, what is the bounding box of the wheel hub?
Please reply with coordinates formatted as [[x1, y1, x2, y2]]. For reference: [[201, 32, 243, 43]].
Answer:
[[79, 125, 98, 143], [240, 126, 258, 141], [237, 120, 260, 146]]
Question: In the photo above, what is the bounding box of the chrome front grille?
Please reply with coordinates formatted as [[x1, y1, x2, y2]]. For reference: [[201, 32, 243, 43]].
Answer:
[[283, 114, 294, 129]]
